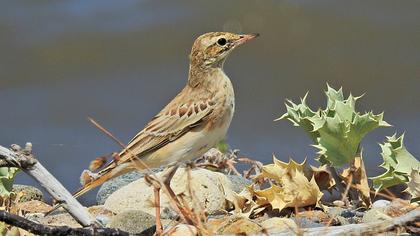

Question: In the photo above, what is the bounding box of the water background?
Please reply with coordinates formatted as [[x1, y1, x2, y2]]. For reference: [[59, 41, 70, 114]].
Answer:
[[1, 0, 419, 204]]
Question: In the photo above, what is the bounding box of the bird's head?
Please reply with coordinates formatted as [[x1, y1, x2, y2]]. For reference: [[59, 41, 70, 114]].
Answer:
[[189, 32, 259, 68]]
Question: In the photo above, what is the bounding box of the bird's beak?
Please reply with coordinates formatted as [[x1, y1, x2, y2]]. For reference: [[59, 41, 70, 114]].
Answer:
[[233, 33, 260, 46]]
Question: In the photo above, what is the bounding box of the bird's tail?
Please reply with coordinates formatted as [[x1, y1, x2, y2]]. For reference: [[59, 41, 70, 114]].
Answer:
[[45, 161, 135, 216], [75, 161, 134, 198], [74, 170, 113, 199]]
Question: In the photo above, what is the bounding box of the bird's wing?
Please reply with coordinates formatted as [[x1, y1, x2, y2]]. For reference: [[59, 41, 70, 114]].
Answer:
[[117, 96, 217, 162], [73, 95, 217, 198]]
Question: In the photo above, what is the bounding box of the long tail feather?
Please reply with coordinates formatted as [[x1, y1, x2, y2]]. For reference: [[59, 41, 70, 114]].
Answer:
[[73, 171, 113, 199], [75, 161, 136, 198]]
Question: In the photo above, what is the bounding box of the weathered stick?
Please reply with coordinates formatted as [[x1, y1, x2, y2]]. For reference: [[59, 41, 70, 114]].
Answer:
[[0, 210, 129, 236], [265, 210, 420, 236], [0, 144, 95, 227]]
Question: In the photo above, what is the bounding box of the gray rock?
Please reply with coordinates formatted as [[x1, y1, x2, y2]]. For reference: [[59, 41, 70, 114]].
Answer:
[[341, 209, 356, 218], [372, 200, 391, 209], [97, 167, 164, 204], [97, 171, 143, 205], [325, 207, 344, 218], [355, 211, 365, 217], [12, 184, 43, 202], [96, 215, 110, 226], [27, 205, 114, 228], [37, 212, 81, 228], [325, 207, 362, 225], [337, 214, 360, 225], [336, 216, 350, 225], [362, 208, 392, 223], [107, 210, 156, 234], [25, 213, 44, 223], [290, 217, 324, 228], [226, 175, 251, 193]]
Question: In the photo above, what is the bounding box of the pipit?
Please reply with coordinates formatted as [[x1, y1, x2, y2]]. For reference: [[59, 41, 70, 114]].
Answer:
[[75, 32, 259, 197]]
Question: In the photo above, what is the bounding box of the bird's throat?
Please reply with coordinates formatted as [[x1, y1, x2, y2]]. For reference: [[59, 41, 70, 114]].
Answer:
[[188, 65, 225, 88]]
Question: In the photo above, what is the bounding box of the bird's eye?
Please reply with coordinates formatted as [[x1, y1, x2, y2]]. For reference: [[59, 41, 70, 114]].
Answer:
[[217, 38, 227, 46]]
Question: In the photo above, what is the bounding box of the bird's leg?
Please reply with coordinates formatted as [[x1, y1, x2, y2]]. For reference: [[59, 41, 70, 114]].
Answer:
[[153, 186, 162, 235], [144, 174, 163, 235]]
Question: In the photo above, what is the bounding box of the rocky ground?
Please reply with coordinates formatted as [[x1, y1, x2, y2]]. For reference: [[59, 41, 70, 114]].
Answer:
[[13, 166, 418, 235]]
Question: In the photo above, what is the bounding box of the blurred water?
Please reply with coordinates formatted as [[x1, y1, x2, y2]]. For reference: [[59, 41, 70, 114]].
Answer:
[[1, 0, 419, 204]]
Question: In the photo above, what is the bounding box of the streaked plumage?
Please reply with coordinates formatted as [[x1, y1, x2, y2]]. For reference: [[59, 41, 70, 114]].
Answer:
[[74, 32, 259, 198]]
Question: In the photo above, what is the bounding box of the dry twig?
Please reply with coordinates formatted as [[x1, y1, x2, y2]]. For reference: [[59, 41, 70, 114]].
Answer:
[[0, 144, 95, 227], [0, 210, 128, 236]]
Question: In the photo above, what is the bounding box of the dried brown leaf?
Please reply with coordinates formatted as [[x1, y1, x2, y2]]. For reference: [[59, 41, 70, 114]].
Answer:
[[252, 157, 323, 211], [341, 155, 371, 207], [308, 165, 336, 192], [405, 169, 420, 200]]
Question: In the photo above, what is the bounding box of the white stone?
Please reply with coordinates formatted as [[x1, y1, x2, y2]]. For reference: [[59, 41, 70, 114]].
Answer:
[[372, 200, 391, 208], [260, 217, 298, 232], [104, 167, 234, 218]]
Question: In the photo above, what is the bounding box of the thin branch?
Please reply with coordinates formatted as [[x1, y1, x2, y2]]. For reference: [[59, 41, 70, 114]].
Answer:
[[268, 210, 420, 236], [88, 117, 127, 150], [0, 210, 129, 236], [326, 173, 353, 227], [90, 117, 153, 172], [0, 144, 95, 226]]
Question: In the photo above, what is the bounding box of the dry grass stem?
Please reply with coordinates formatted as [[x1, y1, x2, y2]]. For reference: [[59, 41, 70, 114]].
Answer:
[[325, 173, 353, 228], [88, 117, 126, 149], [384, 188, 397, 199], [237, 156, 263, 178]]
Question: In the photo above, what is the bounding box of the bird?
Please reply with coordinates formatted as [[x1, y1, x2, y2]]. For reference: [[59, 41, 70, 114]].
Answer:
[[75, 32, 259, 198]]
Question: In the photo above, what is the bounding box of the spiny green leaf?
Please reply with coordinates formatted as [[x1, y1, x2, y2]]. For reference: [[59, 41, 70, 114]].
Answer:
[[325, 84, 344, 109], [371, 134, 420, 192], [372, 166, 409, 191], [276, 95, 320, 142], [278, 85, 389, 167], [0, 167, 19, 197], [315, 114, 358, 166]]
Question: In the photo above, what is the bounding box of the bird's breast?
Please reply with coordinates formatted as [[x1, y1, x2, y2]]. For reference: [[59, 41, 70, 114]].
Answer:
[[143, 71, 235, 167], [212, 71, 235, 125]]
